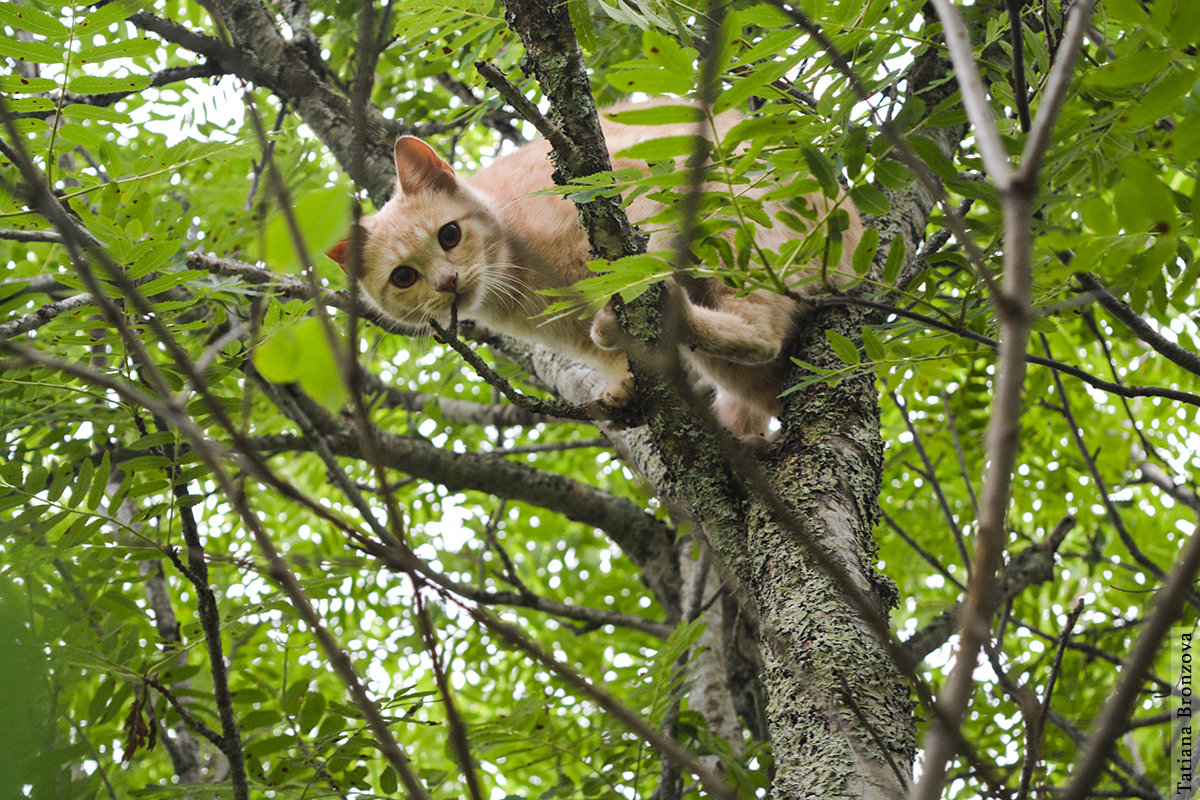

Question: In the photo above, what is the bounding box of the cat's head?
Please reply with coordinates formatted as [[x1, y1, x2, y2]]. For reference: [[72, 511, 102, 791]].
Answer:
[[327, 137, 515, 330]]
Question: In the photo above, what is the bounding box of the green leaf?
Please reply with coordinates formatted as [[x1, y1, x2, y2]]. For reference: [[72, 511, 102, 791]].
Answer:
[[69, 458, 95, 509], [1114, 155, 1177, 234], [801, 146, 838, 197], [851, 227, 880, 275], [882, 236, 906, 285], [87, 452, 111, 511], [0, 75, 58, 93], [567, 0, 597, 53], [606, 66, 694, 96], [714, 51, 805, 114], [136, 270, 205, 298], [282, 680, 310, 715], [77, 37, 160, 64], [55, 123, 107, 148], [253, 326, 305, 385], [244, 733, 295, 759], [67, 74, 153, 95], [906, 135, 957, 180], [874, 158, 915, 190], [0, 36, 62, 63], [604, 103, 701, 126], [861, 326, 886, 361], [643, 29, 697, 74], [62, 104, 131, 124], [25, 465, 48, 496], [615, 135, 708, 161], [128, 239, 184, 278], [606, 29, 699, 95], [825, 329, 861, 365], [1169, 1, 1200, 50], [253, 317, 349, 412], [1084, 47, 1173, 89], [298, 691, 327, 733], [1171, 110, 1200, 163], [849, 183, 891, 216], [261, 186, 351, 271], [79, 0, 147, 32], [844, 127, 868, 179], [0, 5, 69, 38]]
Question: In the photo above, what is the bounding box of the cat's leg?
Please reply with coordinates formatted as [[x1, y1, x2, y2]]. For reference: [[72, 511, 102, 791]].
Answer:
[[589, 301, 624, 351], [595, 350, 635, 407], [678, 293, 796, 365], [595, 291, 791, 365], [712, 390, 773, 439]]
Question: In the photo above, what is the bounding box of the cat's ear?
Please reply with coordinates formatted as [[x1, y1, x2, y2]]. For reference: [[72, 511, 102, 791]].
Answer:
[[326, 225, 365, 274], [394, 136, 457, 195], [326, 237, 351, 273]]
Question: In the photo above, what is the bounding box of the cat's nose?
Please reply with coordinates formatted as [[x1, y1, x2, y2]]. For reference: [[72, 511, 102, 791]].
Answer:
[[436, 272, 458, 293]]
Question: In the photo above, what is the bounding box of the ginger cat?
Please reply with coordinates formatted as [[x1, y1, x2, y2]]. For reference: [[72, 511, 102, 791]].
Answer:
[[327, 102, 863, 437]]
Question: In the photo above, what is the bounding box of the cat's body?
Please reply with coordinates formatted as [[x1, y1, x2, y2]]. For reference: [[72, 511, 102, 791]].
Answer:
[[328, 102, 863, 437]]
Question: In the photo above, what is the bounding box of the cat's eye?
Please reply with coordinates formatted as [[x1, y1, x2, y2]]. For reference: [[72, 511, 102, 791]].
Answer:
[[438, 222, 461, 250], [390, 266, 418, 289]]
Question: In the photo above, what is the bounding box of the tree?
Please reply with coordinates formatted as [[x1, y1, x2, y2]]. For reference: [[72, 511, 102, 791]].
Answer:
[[1, 0, 1198, 797]]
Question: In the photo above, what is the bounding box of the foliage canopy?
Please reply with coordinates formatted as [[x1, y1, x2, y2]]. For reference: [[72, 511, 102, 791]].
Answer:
[[1, 0, 1198, 798]]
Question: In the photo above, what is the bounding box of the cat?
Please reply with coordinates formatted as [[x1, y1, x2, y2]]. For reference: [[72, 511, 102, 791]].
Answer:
[[326, 102, 863, 438]]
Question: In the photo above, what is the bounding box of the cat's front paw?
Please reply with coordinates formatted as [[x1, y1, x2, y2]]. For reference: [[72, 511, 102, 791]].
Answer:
[[598, 375, 636, 408], [590, 303, 624, 350]]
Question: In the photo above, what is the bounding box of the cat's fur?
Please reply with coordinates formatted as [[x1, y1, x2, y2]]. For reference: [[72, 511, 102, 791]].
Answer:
[[328, 103, 863, 437]]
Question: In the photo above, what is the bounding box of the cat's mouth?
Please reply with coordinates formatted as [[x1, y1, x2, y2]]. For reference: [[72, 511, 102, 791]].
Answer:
[[439, 285, 477, 320]]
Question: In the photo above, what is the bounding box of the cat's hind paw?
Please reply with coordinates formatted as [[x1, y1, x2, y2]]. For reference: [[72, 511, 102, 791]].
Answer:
[[590, 303, 624, 350]]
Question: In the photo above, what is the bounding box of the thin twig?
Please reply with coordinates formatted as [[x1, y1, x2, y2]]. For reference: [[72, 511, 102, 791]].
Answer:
[[1015, 599, 1084, 800], [940, 391, 980, 519], [1005, 0, 1033, 133], [818, 295, 1200, 408], [1039, 334, 1194, 605], [146, 677, 225, 749], [1060, 519, 1200, 800], [879, 508, 964, 593], [1019, 0, 1095, 179], [1077, 272, 1200, 378], [413, 592, 486, 800], [889, 390, 971, 572], [474, 61, 577, 160], [926, 0, 1013, 186], [430, 316, 626, 424], [0, 228, 64, 243]]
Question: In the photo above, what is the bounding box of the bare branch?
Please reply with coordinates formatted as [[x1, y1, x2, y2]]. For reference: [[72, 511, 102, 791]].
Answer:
[[1077, 272, 1200, 378], [413, 592, 486, 800], [1061, 519, 1200, 800], [889, 390, 970, 571], [926, 0, 1014, 186], [475, 61, 577, 161], [902, 515, 1074, 664], [1019, 0, 1096, 180], [1005, 0, 1033, 133], [0, 228, 63, 243], [250, 422, 682, 609], [0, 291, 95, 339]]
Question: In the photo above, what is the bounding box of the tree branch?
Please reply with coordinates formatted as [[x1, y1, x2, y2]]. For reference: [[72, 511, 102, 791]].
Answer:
[[250, 421, 682, 611], [1076, 272, 1200, 378], [903, 515, 1074, 664], [926, 0, 1013, 186]]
